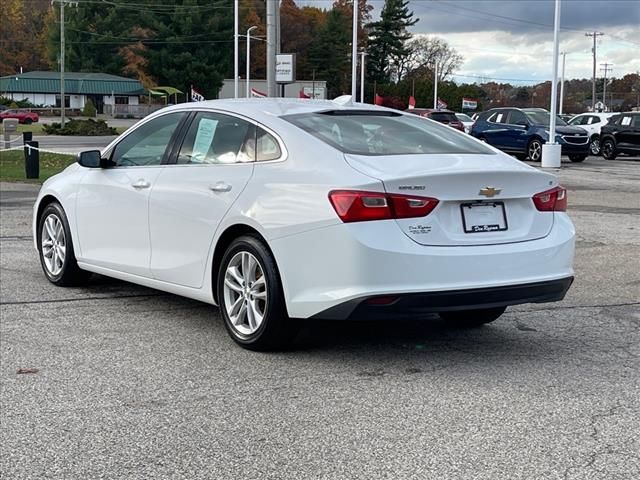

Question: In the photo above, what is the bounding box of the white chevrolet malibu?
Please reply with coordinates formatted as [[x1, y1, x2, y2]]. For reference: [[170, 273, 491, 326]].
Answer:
[[33, 99, 575, 349]]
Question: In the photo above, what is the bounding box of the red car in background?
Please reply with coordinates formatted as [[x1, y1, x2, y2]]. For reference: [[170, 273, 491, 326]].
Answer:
[[0, 109, 39, 124], [406, 108, 465, 132]]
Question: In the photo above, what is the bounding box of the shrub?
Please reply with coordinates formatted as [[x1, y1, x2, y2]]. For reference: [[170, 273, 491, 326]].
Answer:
[[42, 119, 117, 136], [82, 99, 97, 117]]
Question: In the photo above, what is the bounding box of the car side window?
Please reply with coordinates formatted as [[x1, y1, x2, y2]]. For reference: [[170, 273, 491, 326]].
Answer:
[[508, 110, 527, 126], [488, 112, 506, 124], [568, 116, 582, 125], [620, 116, 633, 127], [588, 116, 598, 125], [633, 115, 640, 127], [256, 127, 282, 161], [177, 112, 254, 164], [111, 112, 185, 167]]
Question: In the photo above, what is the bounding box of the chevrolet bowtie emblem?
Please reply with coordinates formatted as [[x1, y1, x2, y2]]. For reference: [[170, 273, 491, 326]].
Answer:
[[479, 187, 501, 197]]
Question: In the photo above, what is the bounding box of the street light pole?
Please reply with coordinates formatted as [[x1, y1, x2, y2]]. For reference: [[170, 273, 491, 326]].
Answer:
[[351, 0, 358, 100], [433, 61, 438, 109], [559, 51, 566, 114], [234, 0, 239, 98], [246, 26, 257, 98], [360, 51, 367, 103], [542, 0, 561, 168]]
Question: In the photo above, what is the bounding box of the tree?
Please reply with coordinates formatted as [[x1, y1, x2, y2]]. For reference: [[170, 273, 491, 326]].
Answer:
[[366, 0, 417, 83], [401, 36, 463, 82], [308, 9, 351, 98]]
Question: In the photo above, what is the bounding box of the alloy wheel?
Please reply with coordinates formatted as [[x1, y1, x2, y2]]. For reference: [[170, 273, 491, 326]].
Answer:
[[223, 251, 268, 336], [41, 214, 66, 276], [528, 141, 542, 161], [589, 138, 600, 155]]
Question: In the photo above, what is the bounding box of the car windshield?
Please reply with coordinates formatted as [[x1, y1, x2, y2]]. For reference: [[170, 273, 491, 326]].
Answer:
[[456, 113, 473, 122], [524, 111, 568, 126], [283, 111, 495, 156]]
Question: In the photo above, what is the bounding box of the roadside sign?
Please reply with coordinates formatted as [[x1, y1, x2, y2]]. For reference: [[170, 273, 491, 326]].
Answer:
[[276, 54, 296, 84], [303, 86, 325, 99]]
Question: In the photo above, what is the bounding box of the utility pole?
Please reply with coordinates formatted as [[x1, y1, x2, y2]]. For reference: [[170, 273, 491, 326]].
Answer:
[[52, 1, 78, 126], [559, 52, 566, 114], [585, 32, 604, 111], [433, 61, 438, 109], [266, 0, 277, 97], [351, 0, 358, 99], [600, 63, 613, 111], [359, 52, 367, 103]]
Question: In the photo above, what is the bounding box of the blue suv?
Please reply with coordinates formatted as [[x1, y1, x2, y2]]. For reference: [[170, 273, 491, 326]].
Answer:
[[471, 108, 590, 162]]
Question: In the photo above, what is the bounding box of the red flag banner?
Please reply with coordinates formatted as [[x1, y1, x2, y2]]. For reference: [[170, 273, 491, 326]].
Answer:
[[408, 96, 416, 109], [375, 94, 383, 106], [299, 90, 311, 99]]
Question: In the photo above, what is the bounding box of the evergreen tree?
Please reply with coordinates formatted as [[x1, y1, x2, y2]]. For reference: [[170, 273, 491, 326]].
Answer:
[[366, 0, 417, 84], [308, 9, 351, 98]]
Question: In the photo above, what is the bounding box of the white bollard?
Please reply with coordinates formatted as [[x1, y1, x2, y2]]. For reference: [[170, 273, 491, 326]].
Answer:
[[541, 143, 562, 168]]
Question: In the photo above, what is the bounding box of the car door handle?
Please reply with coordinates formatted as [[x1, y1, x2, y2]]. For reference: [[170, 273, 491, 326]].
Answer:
[[132, 179, 151, 189], [209, 182, 232, 193]]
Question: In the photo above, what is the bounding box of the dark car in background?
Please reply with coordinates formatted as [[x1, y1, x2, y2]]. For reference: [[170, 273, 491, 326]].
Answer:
[[471, 107, 590, 162], [600, 112, 640, 160], [406, 108, 465, 132]]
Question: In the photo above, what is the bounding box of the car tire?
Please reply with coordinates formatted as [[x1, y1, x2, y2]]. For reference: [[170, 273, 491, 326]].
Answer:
[[589, 135, 601, 156], [439, 306, 506, 327], [37, 202, 91, 286], [568, 154, 587, 163], [601, 138, 617, 160], [23, 118, 33, 125], [217, 235, 298, 351], [527, 138, 543, 162]]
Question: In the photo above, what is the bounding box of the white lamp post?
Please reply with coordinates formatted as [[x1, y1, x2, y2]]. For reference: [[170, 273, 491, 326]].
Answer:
[[246, 26, 258, 98], [542, 0, 562, 168], [234, 0, 239, 98], [351, 0, 358, 100]]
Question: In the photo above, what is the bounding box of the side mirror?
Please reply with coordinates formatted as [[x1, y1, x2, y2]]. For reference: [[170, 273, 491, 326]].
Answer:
[[77, 150, 102, 168]]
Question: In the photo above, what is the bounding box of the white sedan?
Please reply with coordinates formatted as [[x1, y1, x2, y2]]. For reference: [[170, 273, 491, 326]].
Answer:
[[33, 99, 575, 350]]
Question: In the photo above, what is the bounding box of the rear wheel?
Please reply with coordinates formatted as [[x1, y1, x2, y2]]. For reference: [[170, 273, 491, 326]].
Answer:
[[601, 138, 617, 160], [439, 306, 506, 327], [589, 135, 601, 155], [23, 118, 33, 125], [568, 154, 587, 163], [527, 138, 543, 162], [217, 235, 298, 350], [37, 202, 90, 286]]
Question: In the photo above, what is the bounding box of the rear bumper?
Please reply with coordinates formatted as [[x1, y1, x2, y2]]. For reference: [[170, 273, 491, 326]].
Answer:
[[311, 277, 574, 320]]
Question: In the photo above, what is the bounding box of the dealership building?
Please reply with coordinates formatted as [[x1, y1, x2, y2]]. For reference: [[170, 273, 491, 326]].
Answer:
[[0, 71, 145, 113]]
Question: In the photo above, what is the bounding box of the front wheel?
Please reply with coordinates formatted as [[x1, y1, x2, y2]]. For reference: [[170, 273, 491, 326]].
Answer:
[[439, 306, 506, 327], [568, 154, 587, 163], [217, 235, 298, 350], [601, 139, 617, 160], [589, 135, 601, 155], [37, 202, 90, 286], [527, 139, 543, 162]]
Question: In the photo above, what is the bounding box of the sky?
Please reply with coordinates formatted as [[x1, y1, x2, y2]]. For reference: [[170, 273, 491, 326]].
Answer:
[[304, 0, 640, 84]]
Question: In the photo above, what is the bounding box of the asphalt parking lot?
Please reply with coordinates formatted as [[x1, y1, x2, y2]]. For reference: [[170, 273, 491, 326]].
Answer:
[[1, 156, 639, 479]]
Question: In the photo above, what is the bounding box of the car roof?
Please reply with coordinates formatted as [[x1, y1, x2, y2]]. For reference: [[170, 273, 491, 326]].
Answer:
[[158, 98, 387, 119]]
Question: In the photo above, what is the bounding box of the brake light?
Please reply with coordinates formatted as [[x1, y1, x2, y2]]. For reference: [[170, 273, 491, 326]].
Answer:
[[532, 186, 567, 212], [329, 190, 439, 223]]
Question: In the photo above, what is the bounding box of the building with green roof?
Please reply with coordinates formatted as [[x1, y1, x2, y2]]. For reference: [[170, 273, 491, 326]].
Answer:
[[0, 71, 145, 113]]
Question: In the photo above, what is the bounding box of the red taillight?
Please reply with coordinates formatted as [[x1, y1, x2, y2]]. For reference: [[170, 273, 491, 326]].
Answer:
[[328, 190, 439, 223], [532, 186, 567, 212]]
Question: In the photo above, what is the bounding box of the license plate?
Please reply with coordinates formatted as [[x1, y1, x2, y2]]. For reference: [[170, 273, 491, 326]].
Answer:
[[460, 202, 508, 233]]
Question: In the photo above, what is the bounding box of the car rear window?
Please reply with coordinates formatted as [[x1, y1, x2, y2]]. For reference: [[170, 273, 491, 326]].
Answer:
[[429, 112, 458, 123], [283, 111, 494, 156]]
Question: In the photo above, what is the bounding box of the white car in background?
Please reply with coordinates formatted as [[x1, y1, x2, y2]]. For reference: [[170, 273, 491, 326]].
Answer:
[[455, 113, 475, 133], [568, 112, 616, 155], [33, 99, 575, 350]]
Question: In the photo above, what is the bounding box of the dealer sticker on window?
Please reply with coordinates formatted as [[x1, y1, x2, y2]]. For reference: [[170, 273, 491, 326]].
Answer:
[[461, 202, 508, 233]]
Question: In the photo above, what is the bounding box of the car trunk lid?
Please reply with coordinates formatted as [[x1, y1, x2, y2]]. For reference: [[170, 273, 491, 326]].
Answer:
[[344, 152, 558, 246]]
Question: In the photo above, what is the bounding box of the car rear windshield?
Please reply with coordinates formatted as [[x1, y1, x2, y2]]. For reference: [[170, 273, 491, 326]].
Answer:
[[429, 112, 458, 123], [282, 111, 494, 156]]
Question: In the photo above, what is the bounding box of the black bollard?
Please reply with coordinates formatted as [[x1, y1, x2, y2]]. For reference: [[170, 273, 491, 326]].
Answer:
[[24, 141, 39, 179], [23, 131, 33, 144]]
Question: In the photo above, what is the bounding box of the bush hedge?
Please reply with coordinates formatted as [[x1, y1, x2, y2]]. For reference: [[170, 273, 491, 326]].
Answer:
[[42, 119, 117, 136]]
